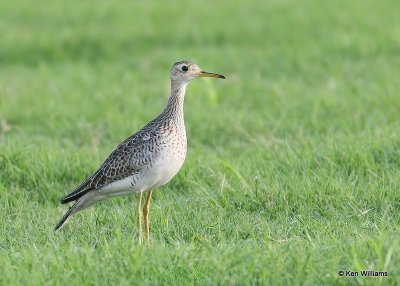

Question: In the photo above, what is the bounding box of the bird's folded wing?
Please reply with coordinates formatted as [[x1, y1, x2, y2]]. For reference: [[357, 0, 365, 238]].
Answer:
[[60, 133, 158, 204]]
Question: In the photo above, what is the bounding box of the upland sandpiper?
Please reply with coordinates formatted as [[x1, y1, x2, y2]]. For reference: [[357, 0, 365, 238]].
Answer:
[[54, 61, 225, 242]]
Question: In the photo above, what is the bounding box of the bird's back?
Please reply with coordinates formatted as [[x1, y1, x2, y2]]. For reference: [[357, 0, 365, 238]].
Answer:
[[60, 113, 187, 203]]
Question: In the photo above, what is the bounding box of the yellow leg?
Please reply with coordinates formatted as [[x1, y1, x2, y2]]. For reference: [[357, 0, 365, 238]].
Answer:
[[143, 190, 153, 240], [136, 192, 143, 244]]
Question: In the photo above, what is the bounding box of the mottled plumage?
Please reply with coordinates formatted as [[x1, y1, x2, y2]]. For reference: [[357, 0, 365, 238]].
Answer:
[[54, 61, 225, 242]]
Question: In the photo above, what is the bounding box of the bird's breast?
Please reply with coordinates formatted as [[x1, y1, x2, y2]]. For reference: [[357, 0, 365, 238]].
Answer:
[[151, 126, 187, 187]]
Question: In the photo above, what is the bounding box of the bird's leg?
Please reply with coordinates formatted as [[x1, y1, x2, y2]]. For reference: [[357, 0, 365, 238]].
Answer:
[[143, 190, 153, 240], [136, 192, 143, 244]]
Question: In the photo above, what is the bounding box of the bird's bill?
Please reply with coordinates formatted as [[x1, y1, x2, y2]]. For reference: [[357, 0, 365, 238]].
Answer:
[[198, 71, 225, 79]]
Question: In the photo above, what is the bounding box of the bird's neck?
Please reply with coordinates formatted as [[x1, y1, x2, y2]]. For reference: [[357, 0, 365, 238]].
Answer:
[[163, 80, 187, 120]]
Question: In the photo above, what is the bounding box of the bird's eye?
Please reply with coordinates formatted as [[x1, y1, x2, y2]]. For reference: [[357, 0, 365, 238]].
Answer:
[[181, 66, 188, 72]]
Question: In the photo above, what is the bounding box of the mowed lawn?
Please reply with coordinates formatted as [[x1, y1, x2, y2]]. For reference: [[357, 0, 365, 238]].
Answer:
[[1, 0, 400, 285]]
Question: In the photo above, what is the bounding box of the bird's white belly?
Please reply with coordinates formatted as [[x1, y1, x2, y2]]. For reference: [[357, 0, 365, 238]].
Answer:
[[139, 153, 185, 190], [98, 152, 185, 197]]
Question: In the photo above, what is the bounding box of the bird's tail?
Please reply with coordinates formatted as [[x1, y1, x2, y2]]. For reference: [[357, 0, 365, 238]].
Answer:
[[54, 202, 77, 231]]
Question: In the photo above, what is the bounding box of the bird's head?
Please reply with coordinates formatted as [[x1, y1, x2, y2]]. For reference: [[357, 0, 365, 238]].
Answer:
[[170, 61, 225, 84]]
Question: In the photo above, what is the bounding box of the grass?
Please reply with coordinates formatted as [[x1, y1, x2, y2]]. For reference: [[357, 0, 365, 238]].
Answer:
[[1, 0, 400, 285]]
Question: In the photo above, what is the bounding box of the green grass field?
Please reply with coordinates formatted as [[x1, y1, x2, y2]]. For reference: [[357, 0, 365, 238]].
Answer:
[[1, 0, 400, 285]]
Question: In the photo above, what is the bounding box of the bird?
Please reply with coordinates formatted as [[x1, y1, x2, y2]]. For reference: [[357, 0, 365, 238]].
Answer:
[[54, 60, 225, 243]]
